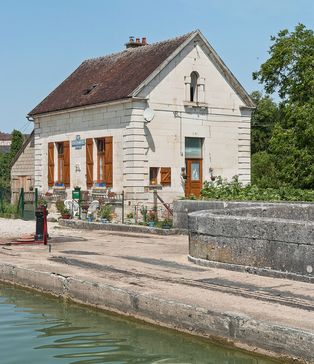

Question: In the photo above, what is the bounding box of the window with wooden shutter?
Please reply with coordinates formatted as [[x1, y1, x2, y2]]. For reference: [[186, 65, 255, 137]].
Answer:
[[63, 141, 70, 187], [149, 167, 159, 185], [48, 142, 54, 187], [86, 138, 94, 188], [104, 136, 113, 187], [160, 167, 171, 186], [96, 138, 105, 183]]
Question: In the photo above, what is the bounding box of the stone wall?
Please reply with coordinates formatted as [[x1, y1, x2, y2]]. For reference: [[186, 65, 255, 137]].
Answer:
[[187, 203, 314, 279]]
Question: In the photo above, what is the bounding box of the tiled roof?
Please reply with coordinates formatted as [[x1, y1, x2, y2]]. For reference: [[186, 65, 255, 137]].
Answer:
[[0, 132, 12, 141], [29, 32, 193, 116]]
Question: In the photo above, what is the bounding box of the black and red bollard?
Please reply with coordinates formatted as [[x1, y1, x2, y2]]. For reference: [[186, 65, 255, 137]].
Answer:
[[34, 206, 48, 244]]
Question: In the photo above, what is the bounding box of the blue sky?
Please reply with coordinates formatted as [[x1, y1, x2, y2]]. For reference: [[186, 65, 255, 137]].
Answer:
[[0, 0, 313, 133]]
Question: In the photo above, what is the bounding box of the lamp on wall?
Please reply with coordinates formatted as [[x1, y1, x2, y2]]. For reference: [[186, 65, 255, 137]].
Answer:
[[181, 167, 187, 180]]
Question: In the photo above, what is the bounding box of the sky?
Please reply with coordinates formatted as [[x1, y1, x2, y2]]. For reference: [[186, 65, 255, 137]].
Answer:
[[0, 0, 313, 134]]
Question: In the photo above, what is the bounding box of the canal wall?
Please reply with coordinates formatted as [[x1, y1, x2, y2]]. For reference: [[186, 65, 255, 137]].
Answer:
[[0, 262, 313, 364], [188, 203, 314, 281]]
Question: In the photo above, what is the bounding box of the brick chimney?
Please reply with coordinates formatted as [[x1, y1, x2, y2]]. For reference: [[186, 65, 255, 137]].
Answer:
[[125, 36, 148, 49]]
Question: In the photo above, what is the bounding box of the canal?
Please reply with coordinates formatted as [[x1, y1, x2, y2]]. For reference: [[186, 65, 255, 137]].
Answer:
[[0, 283, 278, 363]]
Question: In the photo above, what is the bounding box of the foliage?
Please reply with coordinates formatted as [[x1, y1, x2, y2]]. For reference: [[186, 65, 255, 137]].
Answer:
[[0, 130, 24, 186], [253, 23, 314, 104], [251, 24, 314, 189], [0, 202, 18, 218], [99, 204, 113, 221], [140, 205, 148, 222], [55, 200, 69, 215], [200, 176, 314, 202], [250, 91, 278, 154], [126, 211, 134, 219], [251, 152, 277, 188]]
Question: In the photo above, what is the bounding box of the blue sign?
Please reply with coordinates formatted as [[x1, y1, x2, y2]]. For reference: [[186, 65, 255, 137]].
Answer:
[[71, 135, 86, 150]]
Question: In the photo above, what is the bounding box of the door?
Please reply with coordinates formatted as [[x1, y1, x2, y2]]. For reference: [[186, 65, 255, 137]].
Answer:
[[185, 159, 202, 197]]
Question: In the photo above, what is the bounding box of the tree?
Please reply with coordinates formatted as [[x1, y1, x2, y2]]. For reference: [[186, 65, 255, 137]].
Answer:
[[253, 23, 314, 104], [0, 129, 24, 189], [250, 91, 278, 154], [253, 24, 314, 189]]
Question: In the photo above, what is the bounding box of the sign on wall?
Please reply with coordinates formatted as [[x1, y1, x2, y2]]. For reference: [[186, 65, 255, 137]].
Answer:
[[71, 135, 86, 149]]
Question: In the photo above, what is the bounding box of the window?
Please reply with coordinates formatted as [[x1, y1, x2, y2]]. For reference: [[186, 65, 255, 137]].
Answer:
[[57, 142, 64, 183], [149, 167, 172, 186], [96, 137, 113, 187], [149, 167, 159, 185], [190, 72, 199, 102], [97, 138, 105, 183], [185, 137, 202, 158]]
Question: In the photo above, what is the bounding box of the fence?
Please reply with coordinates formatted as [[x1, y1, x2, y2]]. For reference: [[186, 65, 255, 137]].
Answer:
[[17, 188, 38, 220]]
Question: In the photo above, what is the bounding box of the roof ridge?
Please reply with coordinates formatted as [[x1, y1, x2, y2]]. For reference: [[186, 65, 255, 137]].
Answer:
[[83, 30, 197, 64]]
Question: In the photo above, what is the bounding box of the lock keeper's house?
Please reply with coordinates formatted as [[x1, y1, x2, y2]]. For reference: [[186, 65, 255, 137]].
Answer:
[[27, 30, 254, 203]]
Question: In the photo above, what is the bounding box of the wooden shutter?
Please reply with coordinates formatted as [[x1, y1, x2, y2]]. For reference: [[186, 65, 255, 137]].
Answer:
[[63, 141, 70, 187], [104, 136, 113, 187], [86, 138, 94, 188], [160, 167, 171, 186], [48, 142, 54, 187]]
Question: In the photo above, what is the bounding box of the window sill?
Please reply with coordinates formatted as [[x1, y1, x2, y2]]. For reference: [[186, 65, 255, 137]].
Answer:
[[183, 101, 208, 109]]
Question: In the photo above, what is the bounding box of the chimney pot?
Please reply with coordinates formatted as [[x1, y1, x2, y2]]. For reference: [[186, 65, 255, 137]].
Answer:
[[136, 38, 140, 43], [129, 36, 134, 43], [142, 37, 147, 45]]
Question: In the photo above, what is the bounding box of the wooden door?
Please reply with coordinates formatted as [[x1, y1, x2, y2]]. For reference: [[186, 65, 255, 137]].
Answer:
[[185, 159, 202, 197]]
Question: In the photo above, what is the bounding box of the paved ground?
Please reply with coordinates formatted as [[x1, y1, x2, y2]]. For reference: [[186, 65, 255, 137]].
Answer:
[[0, 221, 313, 363]]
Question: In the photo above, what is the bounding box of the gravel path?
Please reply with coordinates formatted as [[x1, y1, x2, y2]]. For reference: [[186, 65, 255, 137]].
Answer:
[[0, 218, 36, 240]]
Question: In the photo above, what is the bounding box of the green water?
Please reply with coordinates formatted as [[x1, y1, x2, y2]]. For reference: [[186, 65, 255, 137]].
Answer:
[[0, 284, 278, 364]]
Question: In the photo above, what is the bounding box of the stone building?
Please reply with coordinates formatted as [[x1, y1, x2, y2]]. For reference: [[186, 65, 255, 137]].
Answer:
[[0, 132, 12, 153], [10, 131, 35, 202], [27, 30, 254, 203]]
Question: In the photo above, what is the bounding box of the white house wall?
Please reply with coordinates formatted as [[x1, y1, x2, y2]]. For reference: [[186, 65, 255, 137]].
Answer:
[[34, 102, 131, 196], [137, 36, 251, 202]]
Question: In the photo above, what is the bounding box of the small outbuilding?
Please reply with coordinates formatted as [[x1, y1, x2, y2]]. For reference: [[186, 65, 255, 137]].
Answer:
[[10, 131, 35, 203]]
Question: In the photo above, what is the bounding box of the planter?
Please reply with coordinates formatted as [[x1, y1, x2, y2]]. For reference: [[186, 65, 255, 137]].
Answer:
[[162, 224, 171, 229], [101, 218, 109, 224], [148, 221, 156, 228], [61, 213, 71, 220], [81, 211, 87, 220]]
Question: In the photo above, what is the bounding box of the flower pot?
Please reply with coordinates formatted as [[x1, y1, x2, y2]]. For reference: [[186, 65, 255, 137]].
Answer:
[[148, 221, 156, 228], [62, 213, 71, 220], [101, 218, 109, 224]]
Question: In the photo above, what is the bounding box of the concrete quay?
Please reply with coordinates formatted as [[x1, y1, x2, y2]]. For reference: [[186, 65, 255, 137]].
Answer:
[[0, 221, 313, 363]]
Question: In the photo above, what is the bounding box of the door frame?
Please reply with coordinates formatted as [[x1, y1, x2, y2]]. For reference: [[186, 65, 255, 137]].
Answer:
[[185, 158, 203, 197]]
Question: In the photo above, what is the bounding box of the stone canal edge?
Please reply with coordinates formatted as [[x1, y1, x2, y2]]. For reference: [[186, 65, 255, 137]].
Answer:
[[0, 262, 312, 364]]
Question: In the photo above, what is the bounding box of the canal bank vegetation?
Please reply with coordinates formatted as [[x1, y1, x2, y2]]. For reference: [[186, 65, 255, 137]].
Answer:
[[200, 176, 314, 202]]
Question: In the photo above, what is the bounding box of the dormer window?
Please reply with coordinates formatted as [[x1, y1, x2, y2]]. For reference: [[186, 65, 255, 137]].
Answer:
[[190, 72, 199, 102]]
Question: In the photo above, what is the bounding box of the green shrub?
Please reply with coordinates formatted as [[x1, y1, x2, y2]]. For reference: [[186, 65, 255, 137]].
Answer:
[[0, 202, 18, 218], [99, 204, 113, 221], [200, 176, 314, 202]]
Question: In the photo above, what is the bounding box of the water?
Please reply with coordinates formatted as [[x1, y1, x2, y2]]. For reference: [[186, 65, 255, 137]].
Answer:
[[0, 284, 278, 364]]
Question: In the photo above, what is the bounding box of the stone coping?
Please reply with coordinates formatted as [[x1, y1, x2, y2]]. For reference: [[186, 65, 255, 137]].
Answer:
[[59, 219, 187, 235]]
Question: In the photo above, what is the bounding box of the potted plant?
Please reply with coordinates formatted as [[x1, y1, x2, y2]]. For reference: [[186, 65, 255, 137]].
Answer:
[[162, 218, 172, 229], [81, 203, 89, 220], [99, 204, 113, 223], [147, 210, 157, 227], [56, 200, 71, 219]]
